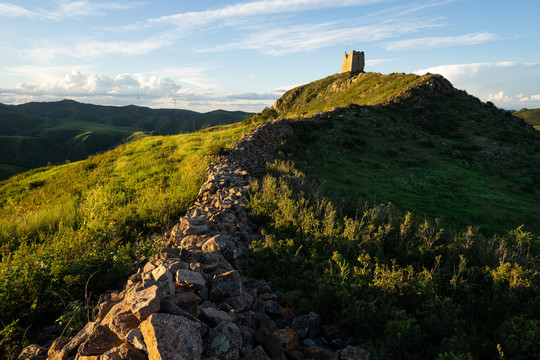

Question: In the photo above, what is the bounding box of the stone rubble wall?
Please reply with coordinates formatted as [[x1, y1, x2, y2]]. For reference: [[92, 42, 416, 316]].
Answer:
[[19, 119, 369, 360]]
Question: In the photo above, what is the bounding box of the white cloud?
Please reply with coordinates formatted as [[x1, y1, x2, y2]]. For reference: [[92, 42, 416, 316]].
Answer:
[[0, 1, 141, 20], [486, 90, 513, 103], [382, 32, 498, 51], [0, 68, 276, 112], [196, 19, 437, 55], [143, 0, 386, 29]]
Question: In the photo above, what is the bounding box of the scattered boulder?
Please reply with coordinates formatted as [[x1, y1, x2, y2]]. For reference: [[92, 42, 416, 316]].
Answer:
[[140, 313, 203, 360], [17, 344, 46, 360]]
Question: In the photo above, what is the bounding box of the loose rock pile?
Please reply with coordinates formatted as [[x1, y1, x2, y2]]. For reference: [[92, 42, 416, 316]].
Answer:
[[19, 119, 369, 360]]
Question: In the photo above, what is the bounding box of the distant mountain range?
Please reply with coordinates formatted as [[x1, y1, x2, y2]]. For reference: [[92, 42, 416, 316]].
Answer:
[[0, 100, 251, 179]]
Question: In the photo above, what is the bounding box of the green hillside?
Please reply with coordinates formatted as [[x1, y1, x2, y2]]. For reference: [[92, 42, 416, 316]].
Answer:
[[0, 120, 252, 357], [514, 107, 540, 130], [9, 99, 251, 135], [248, 73, 540, 359], [0, 106, 146, 179], [273, 72, 445, 118], [0, 101, 250, 180]]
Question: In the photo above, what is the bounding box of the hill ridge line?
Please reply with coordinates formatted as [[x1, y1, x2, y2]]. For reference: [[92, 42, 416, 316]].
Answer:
[[28, 118, 369, 360]]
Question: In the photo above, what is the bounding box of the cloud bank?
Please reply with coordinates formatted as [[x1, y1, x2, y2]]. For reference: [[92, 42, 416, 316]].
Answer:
[[0, 69, 283, 112]]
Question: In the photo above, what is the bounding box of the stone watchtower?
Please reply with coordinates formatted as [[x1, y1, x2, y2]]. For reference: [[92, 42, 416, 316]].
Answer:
[[342, 50, 365, 73]]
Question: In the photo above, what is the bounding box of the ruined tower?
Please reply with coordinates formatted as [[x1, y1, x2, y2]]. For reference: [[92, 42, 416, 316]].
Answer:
[[342, 50, 365, 73]]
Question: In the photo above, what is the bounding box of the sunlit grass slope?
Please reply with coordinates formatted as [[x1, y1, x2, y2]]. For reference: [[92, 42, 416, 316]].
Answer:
[[514, 107, 540, 130], [0, 120, 251, 356], [273, 72, 427, 118], [0, 106, 145, 180]]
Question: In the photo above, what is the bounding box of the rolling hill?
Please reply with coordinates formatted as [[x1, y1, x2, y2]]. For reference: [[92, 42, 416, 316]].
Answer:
[[514, 107, 540, 130], [7, 99, 251, 135], [0, 101, 251, 179]]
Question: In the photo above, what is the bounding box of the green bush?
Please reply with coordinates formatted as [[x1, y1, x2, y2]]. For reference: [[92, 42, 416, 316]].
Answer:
[[248, 159, 540, 360]]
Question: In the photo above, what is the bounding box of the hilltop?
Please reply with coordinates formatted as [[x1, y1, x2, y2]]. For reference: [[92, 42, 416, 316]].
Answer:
[[272, 71, 453, 118], [514, 107, 540, 130], [0, 101, 250, 179]]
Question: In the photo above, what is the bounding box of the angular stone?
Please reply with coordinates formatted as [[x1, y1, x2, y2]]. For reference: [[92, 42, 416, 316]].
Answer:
[[201, 235, 228, 253], [129, 285, 161, 321], [176, 269, 206, 290], [245, 346, 271, 360], [304, 346, 333, 360], [77, 325, 123, 356], [140, 313, 203, 360], [102, 302, 141, 341], [223, 293, 254, 312], [151, 265, 172, 282], [100, 344, 147, 360], [143, 261, 157, 273], [255, 328, 282, 359], [292, 312, 320, 339], [168, 291, 202, 315], [47, 336, 70, 359], [200, 307, 232, 326], [272, 328, 298, 351], [216, 321, 243, 349], [56, 321, 100, 359], [336, 346, 370, 360], [151, 265, 175, 295], [17, 344, 46, 360], [210, 270, 243, 301], [125, 328, 147, 353], [203, 328, 239, 360]]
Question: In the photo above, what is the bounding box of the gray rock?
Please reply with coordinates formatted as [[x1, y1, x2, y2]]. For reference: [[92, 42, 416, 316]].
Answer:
[[292, 312, 320, 340], [176, 269, 206, 290], [210, 270, 243, 301], [141, 313, 203, 360], [200, 307, 232, 326]]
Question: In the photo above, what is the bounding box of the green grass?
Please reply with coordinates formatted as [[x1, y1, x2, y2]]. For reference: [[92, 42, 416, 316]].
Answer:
[[0, 120, 252, 357], [0, 102, 250, 180], [273, 72, 426, 118], [514, 107, 540, 128], [275, 90, 539, 236]]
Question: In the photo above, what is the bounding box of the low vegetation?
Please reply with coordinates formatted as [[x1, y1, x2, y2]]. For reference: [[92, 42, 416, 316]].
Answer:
[[0, 121, 251, 357], [249, 159, 539, 359]]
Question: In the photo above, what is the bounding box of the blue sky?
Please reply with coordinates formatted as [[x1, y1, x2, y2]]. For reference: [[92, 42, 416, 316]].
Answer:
[[0, 0, 539, 112]]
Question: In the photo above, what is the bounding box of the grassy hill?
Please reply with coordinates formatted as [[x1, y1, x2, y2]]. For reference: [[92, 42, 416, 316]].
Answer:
[[0, 106, 144, 180], [0, 120, 253, 357], [0, 101, 250, 180], [248, 72, 540, 359], [272, 72, 449, 118], [514, 107, 540, 130], [9, 99, 251, 135]]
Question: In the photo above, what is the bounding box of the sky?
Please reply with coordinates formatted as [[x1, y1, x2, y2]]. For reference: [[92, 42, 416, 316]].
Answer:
[[0, 0, 539, 113]]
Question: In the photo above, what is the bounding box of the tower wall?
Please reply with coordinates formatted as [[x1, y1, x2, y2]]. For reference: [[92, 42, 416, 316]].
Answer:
[[342, 51, 365, 73]]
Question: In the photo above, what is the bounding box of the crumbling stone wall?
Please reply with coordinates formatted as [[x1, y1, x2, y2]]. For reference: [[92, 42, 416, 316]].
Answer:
[[19, 119, 369, 360]]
